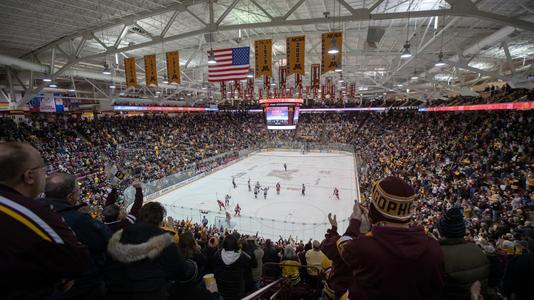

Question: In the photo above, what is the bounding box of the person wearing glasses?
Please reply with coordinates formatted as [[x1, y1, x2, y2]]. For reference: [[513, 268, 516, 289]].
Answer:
[[0, 142, 91, 299]]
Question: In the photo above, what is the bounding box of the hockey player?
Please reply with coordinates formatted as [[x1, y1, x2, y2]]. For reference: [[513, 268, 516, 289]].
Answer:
[[254, 186, 259, 199], [234, 204, 241, 216], [225, 194, 231, 207], [263, 186, 269, 199], [217, 199, 225, 211], [333, 187, 340, 200], [276, 182, 281, 195], [301, 184, 306, 196], [248, 178, 251, 192], [255, 181, 261, 190], [284, 163, 287, 171], [232, 177, 237, 189]]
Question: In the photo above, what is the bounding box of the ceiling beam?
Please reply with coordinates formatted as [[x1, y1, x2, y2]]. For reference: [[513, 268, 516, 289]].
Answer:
[[215, 0, 240, 26], [250, 0, 273, 20], [282, 0, 306, 21]]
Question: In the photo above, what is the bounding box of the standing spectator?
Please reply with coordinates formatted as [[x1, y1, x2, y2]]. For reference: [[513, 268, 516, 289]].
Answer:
[[249, 238, 264, 288], [437, 207, 490, 300], [281, 245, 301, 285], [320, 213, 352, 300], [262, 239, 281, 278], [0, 142, 90, 299], [305, 240, 326, 287], [43, 173, 112, 299], [105, 202, 197, 300], [103, 181, 144, 233], [335, 176, 444, 299], [202, 215, 208, 227], [213, 234, 252, 300], [502, 231, 534, 300]]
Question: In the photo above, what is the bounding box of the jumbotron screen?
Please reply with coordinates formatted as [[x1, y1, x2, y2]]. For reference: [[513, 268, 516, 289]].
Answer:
[[265, 106, 300, 130]]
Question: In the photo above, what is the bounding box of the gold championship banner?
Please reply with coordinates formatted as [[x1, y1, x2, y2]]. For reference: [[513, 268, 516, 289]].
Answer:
[[144, 54, 158, 86], [321, 32, 342, 74], [311, 64, 320, 88], [124, 57, 138, 88], [166, 51, 181, 85], [286, 36, 305, 75], [255, 39, 272, 78]]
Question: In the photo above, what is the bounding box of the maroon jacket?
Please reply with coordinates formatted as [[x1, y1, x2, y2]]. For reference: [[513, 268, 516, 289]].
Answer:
[[321, 226, 352, 297], [336, 219, 444, 300], [104, 187, 143, 233], [0, 185, 91, 299]]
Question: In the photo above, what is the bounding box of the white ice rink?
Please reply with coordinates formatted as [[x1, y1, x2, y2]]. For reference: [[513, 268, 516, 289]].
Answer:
[[157, 151, 358, 240]]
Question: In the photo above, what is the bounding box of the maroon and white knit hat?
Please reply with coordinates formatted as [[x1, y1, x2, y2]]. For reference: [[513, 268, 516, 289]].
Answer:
[[370, 176, 416, 223]]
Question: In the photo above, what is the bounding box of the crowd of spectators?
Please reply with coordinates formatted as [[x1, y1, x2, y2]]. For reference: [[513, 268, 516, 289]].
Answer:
[[1, 107, 533, 299]]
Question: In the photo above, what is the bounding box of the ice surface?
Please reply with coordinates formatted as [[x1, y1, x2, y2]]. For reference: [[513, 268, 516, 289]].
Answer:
[[157, 151, 358, 241]]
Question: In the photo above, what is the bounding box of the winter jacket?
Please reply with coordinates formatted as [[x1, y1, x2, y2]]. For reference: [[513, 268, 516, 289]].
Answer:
[[0, 185, 90, 300], [503, 252, 534, 300], [336, 218, 444, 300], [262, 246, 280, 277], [305, 249, 326, 276], [104, 222, 197, 300], [438, 238, 490, 300], [321, 226, 352, 297], [42, 197, 112, 299], [213, 249, 252, 300], [104, 187, 143, 233], [252, 247, 264, 281], [281, 258, 301, 285]]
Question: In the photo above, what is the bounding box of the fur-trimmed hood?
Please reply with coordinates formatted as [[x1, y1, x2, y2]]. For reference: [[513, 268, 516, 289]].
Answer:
[[107, 229, 173, 263]]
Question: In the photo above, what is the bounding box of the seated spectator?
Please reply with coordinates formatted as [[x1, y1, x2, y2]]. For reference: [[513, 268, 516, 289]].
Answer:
[[436, 207, 490, 300], [213, 234, 252, 300], [105, 202, 197, 300], [0, 142, 90, 299], [103, 181, 143, 232], [334, 176, 444, 299], [305, 240, 326, 287], [43, 173, 112, 299]]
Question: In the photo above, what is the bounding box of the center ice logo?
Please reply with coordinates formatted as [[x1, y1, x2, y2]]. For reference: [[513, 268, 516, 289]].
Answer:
[[268, 169, 298, 180]]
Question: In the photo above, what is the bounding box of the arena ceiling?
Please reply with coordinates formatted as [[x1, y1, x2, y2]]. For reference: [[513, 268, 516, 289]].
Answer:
[[0, 0, 533, 107]]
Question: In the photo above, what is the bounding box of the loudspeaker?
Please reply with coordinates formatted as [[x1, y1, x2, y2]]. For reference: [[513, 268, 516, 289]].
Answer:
[[366, 27, 385, 48]]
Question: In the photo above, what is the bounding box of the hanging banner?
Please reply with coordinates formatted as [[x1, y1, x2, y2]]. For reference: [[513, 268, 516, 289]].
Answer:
[[279, 66, 287, 89], [220, 82, 226, 100], [230, 82, 235, 99], [124, 57, 138, 88], [311, 64, 320, 88], [349, 83, 355, 98], [325, 77, 332, 97], [166, 51, 181, 84], [286, 36, 305, 75], [144, 54, 158, 86], [321, 32, 343, 74], [255, 39, 272, 78], [306, 86, 311, 99]]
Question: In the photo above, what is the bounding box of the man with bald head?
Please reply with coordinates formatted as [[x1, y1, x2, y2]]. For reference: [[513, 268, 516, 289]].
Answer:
[[0, 142, 90, 299]]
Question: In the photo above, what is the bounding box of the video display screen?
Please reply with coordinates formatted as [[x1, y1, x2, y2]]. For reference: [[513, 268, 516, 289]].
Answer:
[[265, 106, 299, 130]]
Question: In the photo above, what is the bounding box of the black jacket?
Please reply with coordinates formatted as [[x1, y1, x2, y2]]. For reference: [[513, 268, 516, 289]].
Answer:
[[262, 246, 281, 277], [503, 252, 534, 300], [213, 249, 252, 300], [0, 185, 90, 300], [42, 197, 112, 299], [105, 222, 197, 300]]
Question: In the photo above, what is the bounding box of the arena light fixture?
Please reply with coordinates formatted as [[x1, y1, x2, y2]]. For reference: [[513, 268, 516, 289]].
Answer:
[[68, 88, 76, 92], [109, 85, 116, 89], [42, 77, 52, 82], [328, 36, 339, 55], [247, 69, 254, 78], [163, 75, 169, 84], [207, 50, 217, 64], [400, 42, 412, 59], [435, 51, 446, 67], [102, 63, 112, 75], [48, 83, 58, 88]]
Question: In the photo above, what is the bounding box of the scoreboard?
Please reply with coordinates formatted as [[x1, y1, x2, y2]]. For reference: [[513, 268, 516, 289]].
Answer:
[[260, 98, 303, 130]]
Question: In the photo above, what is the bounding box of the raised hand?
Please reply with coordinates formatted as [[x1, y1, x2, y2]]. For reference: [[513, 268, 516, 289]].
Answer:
[[327, 213, 338, 227]]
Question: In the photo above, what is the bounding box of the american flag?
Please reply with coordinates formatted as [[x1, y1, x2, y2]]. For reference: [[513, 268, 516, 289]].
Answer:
[[208, 47, 250, 82]]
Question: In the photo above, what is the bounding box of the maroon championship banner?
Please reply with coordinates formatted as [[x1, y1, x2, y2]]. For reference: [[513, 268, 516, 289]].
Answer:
[[220, 82, 226, 100], [306, 86, 311, 99]]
